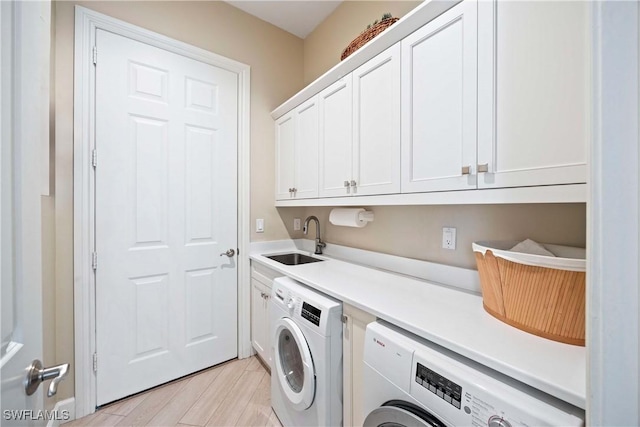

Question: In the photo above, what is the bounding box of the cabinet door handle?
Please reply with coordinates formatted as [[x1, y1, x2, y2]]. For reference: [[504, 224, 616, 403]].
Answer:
[[477, 163, 489, 173], [461, 166, 471, 175], [344, 180, 350, 194], [350, 180, 357, 187]]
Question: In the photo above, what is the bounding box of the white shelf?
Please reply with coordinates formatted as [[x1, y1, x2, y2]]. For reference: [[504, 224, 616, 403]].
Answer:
[[275, 183, 587, 206]]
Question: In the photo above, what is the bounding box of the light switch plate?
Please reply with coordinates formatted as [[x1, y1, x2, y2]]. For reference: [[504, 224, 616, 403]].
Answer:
[[293, 218, 301, 231], [442, 227, 456, 250], [256, 218, 264, 233]]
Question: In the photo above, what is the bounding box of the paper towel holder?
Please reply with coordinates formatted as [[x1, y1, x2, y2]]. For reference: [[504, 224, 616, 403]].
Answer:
[[358, 210, 374, 222], [329, 208, 375, 228]]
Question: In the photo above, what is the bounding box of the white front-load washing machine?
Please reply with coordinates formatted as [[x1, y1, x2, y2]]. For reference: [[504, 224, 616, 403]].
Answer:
[[363, 321, 584, 427], [270, 276, 343, 427]]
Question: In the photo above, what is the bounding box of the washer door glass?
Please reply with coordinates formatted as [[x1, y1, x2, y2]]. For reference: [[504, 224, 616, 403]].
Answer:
[[273, 317, 315, 410], [363, 400, 448, 427], [278, 326, 304, 392]]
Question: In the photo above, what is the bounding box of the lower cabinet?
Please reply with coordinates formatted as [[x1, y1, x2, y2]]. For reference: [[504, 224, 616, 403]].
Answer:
[[251, 278, 271, 367], [343, 303, 376, 427], [250, 263, 281, 369]]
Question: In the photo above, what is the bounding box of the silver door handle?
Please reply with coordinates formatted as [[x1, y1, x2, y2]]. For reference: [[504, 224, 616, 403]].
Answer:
[[25, 359, 70, 397], [220, 249, 235, 257], [477, 163, 489, 173], [461, 166, 471, 175]]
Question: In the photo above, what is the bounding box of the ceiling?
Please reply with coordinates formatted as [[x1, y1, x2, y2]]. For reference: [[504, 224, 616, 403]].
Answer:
[[225, 1, 343, 39]]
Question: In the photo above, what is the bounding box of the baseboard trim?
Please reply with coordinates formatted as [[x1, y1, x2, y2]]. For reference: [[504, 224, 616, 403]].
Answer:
[[46, 397, 75, 427]]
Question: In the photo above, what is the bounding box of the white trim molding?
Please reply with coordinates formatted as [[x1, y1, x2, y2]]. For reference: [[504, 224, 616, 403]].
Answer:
[[73, 6, 251, 418], [588, 1, 639, 424], [45, 398, 75, 427]]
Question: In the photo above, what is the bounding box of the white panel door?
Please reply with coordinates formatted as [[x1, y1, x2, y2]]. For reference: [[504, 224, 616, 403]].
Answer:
[[401, 1, 478, 193], [95, 29, 238, 405], [275, 112, 295, 200], [477, 1, 588, 189], [293, 96, 319, 199], [319, 76, 353, 198], [1, 1, 51, 422], [353, 43, 401, 196]]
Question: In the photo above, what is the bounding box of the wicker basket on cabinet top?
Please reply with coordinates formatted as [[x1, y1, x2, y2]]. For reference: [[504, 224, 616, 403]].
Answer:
[[341, 16, 399, 60], [473, 241, 586, 346]]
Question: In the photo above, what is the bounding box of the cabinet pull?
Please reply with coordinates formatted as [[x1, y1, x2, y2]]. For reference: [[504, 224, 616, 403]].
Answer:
[[344, 180, 350, 194], [477, 163, 489, 173], [350, 180, 357, 187], [461, 166, 471, 175]]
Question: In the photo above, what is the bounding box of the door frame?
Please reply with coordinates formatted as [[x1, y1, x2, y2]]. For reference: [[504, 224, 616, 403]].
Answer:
[[73, 6, 251, 418]]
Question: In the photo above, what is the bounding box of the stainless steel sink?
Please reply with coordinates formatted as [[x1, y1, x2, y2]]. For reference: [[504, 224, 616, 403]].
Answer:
[[266, 253, 324, 266]]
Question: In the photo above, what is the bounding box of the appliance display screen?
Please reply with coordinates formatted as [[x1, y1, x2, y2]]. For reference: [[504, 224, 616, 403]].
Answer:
[[415, 362, 462, 409], [301, 302, 321, 326]]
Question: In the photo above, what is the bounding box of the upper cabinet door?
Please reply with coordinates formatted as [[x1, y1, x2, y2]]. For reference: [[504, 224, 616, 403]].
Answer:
[[352, 43, 401, 196], [294, 96, 319, 199], [275, 112, 295, 200], [477, 1, 589, 189], [401, 1, 478, 194], [319, 76, 353, 198]]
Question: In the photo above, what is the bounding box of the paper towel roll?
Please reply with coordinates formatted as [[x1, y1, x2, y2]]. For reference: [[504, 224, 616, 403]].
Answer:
[[329, 208, 373, 228]]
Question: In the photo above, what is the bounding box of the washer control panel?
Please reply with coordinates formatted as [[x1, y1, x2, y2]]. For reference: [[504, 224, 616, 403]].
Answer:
[[415, 362, 462, 409]]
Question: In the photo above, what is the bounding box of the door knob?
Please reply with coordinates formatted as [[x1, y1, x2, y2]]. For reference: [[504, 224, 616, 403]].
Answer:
[[220, 248, 235, 257], [25, 359, 70, 397]]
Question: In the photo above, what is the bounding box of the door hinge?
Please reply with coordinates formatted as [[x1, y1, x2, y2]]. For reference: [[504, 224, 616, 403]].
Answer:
[[92, 46, 97, 65], [92, 252, 98, 270], [91, 149, 97, 168], [93, 353, 98, 372], [341, 314, 348, 324]]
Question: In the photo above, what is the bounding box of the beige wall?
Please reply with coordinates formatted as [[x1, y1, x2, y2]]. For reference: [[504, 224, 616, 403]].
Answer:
[[52, 0, 304, 402], [303, 1, 421, 84], [283, 204, 587, 270]]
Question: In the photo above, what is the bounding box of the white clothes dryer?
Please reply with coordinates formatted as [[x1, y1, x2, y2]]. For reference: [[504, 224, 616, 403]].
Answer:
[[363, 321, 584, 427], [270, 276, 343, 427]]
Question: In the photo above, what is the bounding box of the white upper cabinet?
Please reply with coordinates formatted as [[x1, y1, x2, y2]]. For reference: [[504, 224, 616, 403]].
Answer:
[[401, 1, 478, 193], [275, 96, 319, 200], [319, 44, 401, 198], [275, 112, 295, 200], [294, 97, 320, 198], [273, 0, 589, 206], [319, 76, 354, 197], [477, 1, 589, 188], [353, 43, 401, 196]]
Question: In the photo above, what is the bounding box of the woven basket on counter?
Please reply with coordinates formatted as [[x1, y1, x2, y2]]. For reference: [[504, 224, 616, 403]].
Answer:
[[341, 16, 399, 60], [473, 241, 586, 346]]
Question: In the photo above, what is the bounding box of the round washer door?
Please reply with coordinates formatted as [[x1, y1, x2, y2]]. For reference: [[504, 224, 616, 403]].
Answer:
[[363, 400, 447, 427], [273, 317, 316, 410]]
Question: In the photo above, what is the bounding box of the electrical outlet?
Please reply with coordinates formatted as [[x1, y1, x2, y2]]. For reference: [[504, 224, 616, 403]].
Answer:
[[256, 218, 264, 233], [293, 218, 301, 231], [442, 227, 456, 250]]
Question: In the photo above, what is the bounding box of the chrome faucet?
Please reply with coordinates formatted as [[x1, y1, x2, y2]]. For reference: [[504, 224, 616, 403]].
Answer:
[[303, 215, 326, 255]]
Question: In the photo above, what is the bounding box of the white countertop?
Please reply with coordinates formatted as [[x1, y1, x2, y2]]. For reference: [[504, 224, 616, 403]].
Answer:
[[249, 245, 586, 410]]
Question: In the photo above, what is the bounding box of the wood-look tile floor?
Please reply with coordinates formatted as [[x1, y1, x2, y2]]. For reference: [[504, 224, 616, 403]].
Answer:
[[63, 357, 282, 427]]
